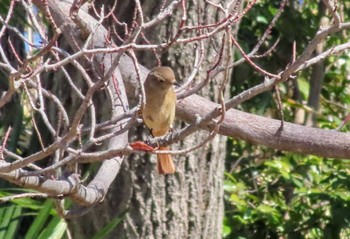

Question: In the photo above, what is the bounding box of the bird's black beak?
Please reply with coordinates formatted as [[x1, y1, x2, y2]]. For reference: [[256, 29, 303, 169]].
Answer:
[[173, 81, 181, 87]]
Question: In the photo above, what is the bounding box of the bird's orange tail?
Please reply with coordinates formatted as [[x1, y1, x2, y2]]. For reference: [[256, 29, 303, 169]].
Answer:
[[157, 146, 175, 174]]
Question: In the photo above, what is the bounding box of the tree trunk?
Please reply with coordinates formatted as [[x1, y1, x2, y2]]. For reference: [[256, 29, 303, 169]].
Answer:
[[305, 2, 327, 127], [67, 1, 235, 238]]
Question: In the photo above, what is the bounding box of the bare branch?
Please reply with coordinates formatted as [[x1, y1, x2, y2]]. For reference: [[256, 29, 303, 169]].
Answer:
[[0, 192, 48, 203]]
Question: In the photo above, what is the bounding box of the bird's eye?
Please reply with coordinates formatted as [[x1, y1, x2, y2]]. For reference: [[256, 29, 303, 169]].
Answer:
[[158, 78, 165, 83]]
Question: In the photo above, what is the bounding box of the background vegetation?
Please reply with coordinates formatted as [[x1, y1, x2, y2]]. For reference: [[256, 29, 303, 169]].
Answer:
[[0, 0, 350, 238], [224, 0, 350, 238]]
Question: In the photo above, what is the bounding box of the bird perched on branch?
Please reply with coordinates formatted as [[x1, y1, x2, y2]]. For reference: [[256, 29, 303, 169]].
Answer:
[[142, 66, 177, 174]]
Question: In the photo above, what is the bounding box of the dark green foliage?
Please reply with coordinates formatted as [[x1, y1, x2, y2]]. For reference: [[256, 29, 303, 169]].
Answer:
[[224, 0, 350, 238], [224, 151, 350, 238]]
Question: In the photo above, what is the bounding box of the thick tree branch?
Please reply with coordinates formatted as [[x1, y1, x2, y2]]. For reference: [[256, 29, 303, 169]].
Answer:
[[26, 0, 129, 208], [177, 94, 350, 159], [115, 54, 350, 159], [0, 0, 347, 208]]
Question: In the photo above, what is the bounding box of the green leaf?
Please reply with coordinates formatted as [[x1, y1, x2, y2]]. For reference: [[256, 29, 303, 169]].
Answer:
[[5, 205, 21, 238], [297, 78, 310, 99], [223, 180, 236, 192], [256, 15, 268, 24], [222, 224, 232, 238], [0, 205, 21, 239], [92, 209, 127, 239], [25, 200, 54, 239], [233, 215, 247, 224], [38, 216, 67, 239], [257, 204, 276, 214], [222, 216, 232, 237]]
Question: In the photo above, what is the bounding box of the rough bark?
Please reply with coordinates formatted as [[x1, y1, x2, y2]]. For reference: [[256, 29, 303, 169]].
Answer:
[[305, 2, 328, 126], [68, 1, 229, 238], [9, 0, 350, 238]]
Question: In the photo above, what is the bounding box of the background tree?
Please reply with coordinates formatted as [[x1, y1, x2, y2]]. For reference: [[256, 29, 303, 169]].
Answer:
[[0, 0, 349, 238]]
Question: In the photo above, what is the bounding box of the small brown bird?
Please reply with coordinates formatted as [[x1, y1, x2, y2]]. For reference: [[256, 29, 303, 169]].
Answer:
[[142, 66, 177, 174]]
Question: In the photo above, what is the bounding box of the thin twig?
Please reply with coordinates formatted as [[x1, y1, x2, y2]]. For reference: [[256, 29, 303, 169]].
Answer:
[[0, 127, 12, 160], [0, 192, 48, 203]]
